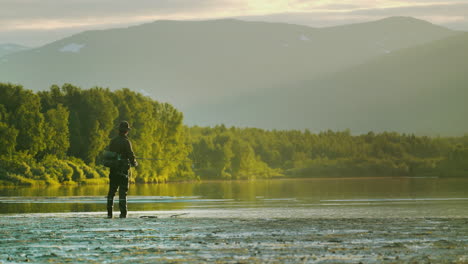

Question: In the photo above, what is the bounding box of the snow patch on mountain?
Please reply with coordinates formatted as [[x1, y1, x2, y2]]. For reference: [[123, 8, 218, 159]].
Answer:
[[300, 34, 310, 41], [375, 41, 391, 54], [0, 44, 28, 57], [60, 43, 86, 53], [2, 45, 13, 50]]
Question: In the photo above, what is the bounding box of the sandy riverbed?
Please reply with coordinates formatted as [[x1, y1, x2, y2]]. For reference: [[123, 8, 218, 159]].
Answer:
[[1, 212, 467, 264]]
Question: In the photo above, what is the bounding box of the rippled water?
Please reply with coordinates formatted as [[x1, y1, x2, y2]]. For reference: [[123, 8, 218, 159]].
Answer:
[[2, 178, 468, 263], [1, 177, 468, 217]]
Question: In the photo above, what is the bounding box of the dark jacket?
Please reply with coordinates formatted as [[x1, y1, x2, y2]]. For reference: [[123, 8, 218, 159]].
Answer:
[[109, 133, 137, 168]]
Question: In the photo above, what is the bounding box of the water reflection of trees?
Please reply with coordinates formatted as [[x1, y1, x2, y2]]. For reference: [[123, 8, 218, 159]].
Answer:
[[1, 178, 468, 214]]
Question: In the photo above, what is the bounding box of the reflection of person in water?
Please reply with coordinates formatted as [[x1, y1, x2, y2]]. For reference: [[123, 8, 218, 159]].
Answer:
[[106, 121, 138, 218]]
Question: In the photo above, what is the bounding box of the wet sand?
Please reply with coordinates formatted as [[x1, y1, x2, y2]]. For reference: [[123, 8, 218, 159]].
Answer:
[[1, 213, 468, 263]]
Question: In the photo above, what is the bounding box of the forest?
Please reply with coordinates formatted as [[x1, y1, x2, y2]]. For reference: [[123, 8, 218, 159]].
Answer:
[[0, 82, 467, 185]]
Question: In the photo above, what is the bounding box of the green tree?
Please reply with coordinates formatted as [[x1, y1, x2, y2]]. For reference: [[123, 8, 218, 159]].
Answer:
[[42, 104, 70, 158], [0, 122, 18, 157], [61, 85, 118, 164], [0, 83, 45, 156]]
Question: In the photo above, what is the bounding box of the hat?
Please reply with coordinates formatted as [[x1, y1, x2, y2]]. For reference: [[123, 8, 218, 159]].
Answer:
[[119, 121, 131, 132]]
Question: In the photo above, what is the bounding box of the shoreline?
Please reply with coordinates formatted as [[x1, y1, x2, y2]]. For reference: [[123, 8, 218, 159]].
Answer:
[[0, 175, 456, 188]]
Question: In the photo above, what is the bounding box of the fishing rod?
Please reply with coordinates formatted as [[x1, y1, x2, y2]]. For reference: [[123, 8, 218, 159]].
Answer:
[[135, 157, 199, 163], [135, 157, 200, 169], [104, 150, 196, 163], [136, 157, 177, 161], [103, 151, 200, 168]]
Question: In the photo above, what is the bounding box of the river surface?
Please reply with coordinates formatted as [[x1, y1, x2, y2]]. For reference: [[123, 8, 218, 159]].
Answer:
[[1, 177, 467, 218], [2, 178, 468, 263]]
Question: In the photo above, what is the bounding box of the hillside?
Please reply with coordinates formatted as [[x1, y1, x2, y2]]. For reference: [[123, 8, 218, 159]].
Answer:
[[0, 43, 29, 58], [0, 17, 456, 108], [186, 33, 468, 135]]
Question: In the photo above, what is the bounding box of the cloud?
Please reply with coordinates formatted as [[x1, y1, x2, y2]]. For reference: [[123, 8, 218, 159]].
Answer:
[[0, 0, 234, 31], [2, 1, 466, 28], [0, 0, 248, 45], [0, 0, 222, 20], [2, 0, 463, 30]]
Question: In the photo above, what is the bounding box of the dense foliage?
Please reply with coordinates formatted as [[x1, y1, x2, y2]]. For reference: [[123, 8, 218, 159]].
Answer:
[[190, 127, 468, 179], [0, 82, 467, 185], [0, 83, 193, 185]]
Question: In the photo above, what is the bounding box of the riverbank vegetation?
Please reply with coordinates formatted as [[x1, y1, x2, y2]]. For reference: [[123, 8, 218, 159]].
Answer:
[[0, 83, 467, 185]]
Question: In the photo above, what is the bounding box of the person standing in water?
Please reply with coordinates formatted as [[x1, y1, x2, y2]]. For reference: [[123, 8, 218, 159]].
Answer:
[[107, 121, 138, 218]]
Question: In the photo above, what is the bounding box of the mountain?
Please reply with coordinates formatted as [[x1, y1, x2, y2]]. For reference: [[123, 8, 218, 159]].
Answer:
[[187, 33, 468, 135], [0, 43, 29, 58], [0, 17, 456, 109], [237, 11, 468, 32]]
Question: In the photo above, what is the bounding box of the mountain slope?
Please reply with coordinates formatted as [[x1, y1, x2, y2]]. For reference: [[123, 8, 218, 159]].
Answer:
[[0, 17, 456, 108], [0, 43, 29, 58], [186, 33, 468, 135]]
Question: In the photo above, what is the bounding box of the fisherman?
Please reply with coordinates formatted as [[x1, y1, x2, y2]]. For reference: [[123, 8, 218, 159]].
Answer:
[[106, 121, 138, 218]]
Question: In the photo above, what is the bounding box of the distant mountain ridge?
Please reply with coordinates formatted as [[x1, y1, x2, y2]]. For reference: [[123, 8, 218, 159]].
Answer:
[[187, 33, 468, 135], [0, 17, 456, 105], [0, 17, 464, 135]]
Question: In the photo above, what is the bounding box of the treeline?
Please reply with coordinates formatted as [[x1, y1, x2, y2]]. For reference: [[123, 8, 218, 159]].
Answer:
[[1, 82, 467, 185], [190, 126, 468, 179], [0, 83, 193, 185]]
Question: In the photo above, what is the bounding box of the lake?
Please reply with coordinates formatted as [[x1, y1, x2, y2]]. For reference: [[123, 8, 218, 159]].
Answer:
[[1, 177, 467, 218]]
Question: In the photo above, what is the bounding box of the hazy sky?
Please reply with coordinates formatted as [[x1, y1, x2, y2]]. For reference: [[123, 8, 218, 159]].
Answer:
[[1, 0, 467, 46]]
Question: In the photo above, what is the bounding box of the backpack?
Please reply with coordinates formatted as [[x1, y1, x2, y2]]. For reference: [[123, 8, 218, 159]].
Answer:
[[101, 150, 120, 168]]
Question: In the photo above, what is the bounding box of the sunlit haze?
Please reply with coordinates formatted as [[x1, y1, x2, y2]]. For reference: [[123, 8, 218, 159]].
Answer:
[[1, 0, 467, 46]]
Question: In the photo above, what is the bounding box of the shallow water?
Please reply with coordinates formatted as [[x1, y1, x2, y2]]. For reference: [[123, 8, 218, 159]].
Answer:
[[1, 216, 467, 263], [2, 178, 468, 263], [1, 177, 468, 218]]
